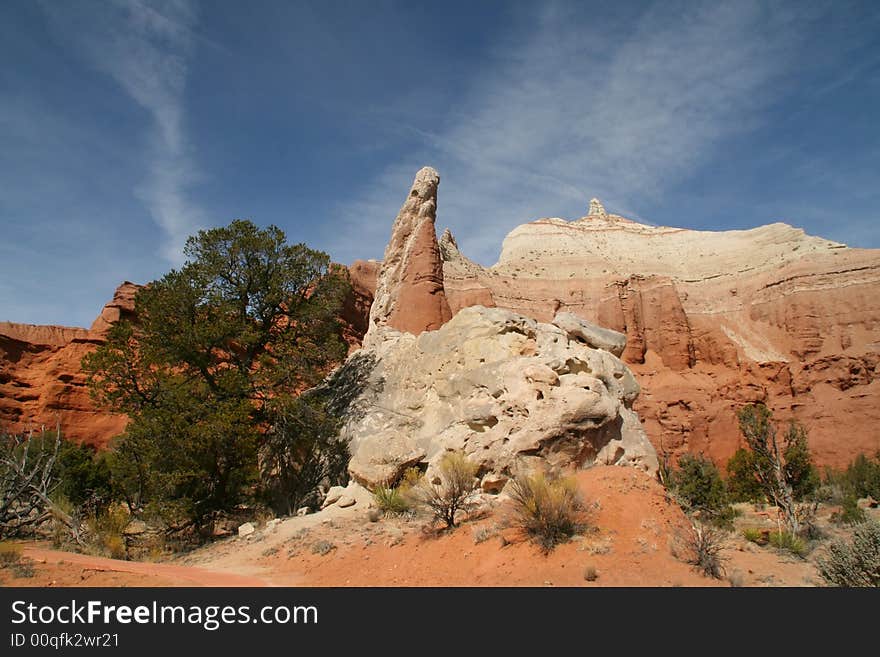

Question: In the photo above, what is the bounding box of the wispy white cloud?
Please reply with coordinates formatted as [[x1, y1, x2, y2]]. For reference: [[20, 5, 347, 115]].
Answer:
[[329, 0, 815, 265], [40, 0, 203, 264]]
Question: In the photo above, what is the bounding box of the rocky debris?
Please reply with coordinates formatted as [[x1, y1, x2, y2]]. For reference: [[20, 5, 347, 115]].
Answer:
[[365, 167, 452, 344], [553, 311, 626, 357], [339, 305, 658, 489], [237, 522, 255, 538], [122, 520, 148, 536], [321, 485, 346, 509], [320, 481, 374, 511], [480, 472, 509, 494], [858, 497, 878, 510]]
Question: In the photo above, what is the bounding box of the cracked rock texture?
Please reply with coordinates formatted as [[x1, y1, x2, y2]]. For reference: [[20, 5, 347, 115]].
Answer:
[[342, 305, 658, 489], [355, 198, 880, 468]]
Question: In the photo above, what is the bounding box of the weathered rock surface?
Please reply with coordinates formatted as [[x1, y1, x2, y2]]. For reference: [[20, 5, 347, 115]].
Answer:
[[348, 198, 880, 469], [552, 312, 626, 357], [88, 281, 139, 337], [0, 282, 137, 447], [340, 305, 658, 489], [365, 167, 451, 344], [430, 204, 880, 468], [341, 259, 381, 352]]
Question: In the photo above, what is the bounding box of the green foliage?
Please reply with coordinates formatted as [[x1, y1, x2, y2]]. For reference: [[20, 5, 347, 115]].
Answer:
[[670, 454, 727, 511], [817, 521, 880, 587], [831, 494, 867, 526], [735, 404, 819, 534], [768, 530, 808, 558], [372, 485, 410, 515], [726, 448, 764, 503], [822, 452, 880, 526], [24, 432, 112, 510], [781, 423, 820, 501], [667, 454, 736, 528], [83, 220, 350, 530], [742, 528, 766, 545], [509, 470, 583, 552], [844, 453, 880, 500], [415, 451, 479, 529], [260, 396, 348, 516], [84, 505, 130, 560]]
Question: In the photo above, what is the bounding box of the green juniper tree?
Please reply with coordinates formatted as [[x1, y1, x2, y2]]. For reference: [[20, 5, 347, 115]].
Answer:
[[83, 220, 350, 531], [735, 404, 819, 535]]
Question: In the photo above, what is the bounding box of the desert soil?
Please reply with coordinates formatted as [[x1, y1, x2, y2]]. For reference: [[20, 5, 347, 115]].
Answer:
[[4, 466, 863, 588]]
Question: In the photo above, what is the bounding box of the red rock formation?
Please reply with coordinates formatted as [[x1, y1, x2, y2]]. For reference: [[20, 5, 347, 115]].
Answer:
[[340, 260, 380, 352], [0, 283, 138, 447], [365, 167, 451, 342], [401, 205, 879, 470], [439, 228, 496, 313]]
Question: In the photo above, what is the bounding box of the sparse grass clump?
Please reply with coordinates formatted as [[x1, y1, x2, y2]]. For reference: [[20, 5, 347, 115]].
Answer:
[[84, 505, 130, 560], [311, 540, 335, 556], [471, 525, 496, 544], [509, 470, 583, 553], [0, 541, 34, 578], [817, 521, 880, 587], [768, 530, 808, 558], [0, 541, 23, 566], [372, 485, 410, 515], [742, 527, 766, 545]]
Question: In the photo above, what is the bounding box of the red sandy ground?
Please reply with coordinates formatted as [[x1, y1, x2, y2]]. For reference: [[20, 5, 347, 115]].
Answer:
[[3, 466, 838, 588]]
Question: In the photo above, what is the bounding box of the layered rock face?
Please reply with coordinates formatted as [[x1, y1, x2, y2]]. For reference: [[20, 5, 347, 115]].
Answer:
[[0, 282, 138, 446], [435, 208, 880, 468], [337, 171, 657, 489], [341, 306, 657, 489], [365, 167, 452, 344]]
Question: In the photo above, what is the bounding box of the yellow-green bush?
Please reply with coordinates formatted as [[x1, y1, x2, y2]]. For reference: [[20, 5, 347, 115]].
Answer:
[[742, 528, 766, 544], [509, 470, 583, 552], [768, 530, 808, 557], [415, 452, 479, 528], [0, 541, 23, 566]]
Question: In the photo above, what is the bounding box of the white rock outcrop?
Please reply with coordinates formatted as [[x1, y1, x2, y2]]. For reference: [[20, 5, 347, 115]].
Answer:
[[337, 305, 658, 489], [588, 198, 607, 218], [552, 311, 627, 357]]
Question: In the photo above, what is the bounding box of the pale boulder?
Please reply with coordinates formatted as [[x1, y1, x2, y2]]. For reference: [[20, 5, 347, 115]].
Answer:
[[336, 305, 658, 489]]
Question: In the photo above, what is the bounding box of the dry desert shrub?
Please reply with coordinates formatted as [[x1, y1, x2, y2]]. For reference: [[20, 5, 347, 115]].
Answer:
[[583, 564, 599, 582], [677, 522, 727, 579], [414, 452, 479, 529], [509, 470, 584, 552]]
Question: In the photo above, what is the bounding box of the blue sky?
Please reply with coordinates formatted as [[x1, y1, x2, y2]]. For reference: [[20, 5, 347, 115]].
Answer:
[[1, 0, 878, 327]]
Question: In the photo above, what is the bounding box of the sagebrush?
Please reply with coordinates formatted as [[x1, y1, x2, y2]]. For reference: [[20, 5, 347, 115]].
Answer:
[[509, 470, 583, 552], [817, 521, 880, 587]]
